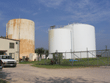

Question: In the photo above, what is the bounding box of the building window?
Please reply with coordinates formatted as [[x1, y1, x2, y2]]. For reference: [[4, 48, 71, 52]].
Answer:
[[9, 53, 12, 56], [9, 43, 14, 48], [9, 53, 14, 59]]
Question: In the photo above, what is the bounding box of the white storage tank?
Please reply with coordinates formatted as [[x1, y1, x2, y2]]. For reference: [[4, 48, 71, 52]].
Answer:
[[49, 28, 71, 59], [6, 19, 35, 58], [73, 24, 96, 58], [64, 23, 96, 58], [49, 23, 96, 59], [73, 24, 96, 51]]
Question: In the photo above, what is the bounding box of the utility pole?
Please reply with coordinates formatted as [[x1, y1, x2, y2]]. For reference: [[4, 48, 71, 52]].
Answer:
[[19, 16, 20, 62]]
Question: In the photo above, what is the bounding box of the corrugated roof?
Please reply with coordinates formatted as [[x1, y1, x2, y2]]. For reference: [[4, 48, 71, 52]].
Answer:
[[0, 50, 7, 52], [0, 38, 20, 41]]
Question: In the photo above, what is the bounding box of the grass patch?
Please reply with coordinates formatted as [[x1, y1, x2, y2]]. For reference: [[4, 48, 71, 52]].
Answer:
[[19, 57, 110, 69], [19, 61, 38, 64], [19, 59, 51, 65]]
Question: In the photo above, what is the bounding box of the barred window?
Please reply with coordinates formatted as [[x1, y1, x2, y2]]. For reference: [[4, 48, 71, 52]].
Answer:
[[9, 43, 14, 48]]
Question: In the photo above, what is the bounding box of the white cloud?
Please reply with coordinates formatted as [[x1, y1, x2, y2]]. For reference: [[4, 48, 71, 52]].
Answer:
[[38, 0, 64, 8], [59, 0, 110, 23], [19, 8, 31, 13], [38, 8, 41, 10], [42, 29, 48, 33], [62, 11, 110, 23], [35, 27, 40, 30], [35, 25, 46, 31], [33, 12, 38, 16], [38, 0, 110, 23]]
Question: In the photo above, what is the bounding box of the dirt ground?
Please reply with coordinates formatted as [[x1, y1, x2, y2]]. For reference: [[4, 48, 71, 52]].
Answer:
[[0, 64, 110, 83]]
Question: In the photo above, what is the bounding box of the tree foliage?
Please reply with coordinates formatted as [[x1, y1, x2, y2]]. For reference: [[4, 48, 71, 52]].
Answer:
[[0, 36, 6, 38], [45, 50, 49, 58], [35, 48, 49, 59]]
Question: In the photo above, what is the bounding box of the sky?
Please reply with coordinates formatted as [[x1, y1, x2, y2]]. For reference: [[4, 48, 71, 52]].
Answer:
[[0, 0, 110, 50]]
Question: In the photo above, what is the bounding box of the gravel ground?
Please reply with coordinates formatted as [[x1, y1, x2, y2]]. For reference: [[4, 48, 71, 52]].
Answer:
[[0, 64, 110, 83]]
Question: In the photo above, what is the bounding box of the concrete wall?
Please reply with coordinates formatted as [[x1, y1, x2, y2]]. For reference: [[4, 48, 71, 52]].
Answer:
[[0, 38, 19, 63]]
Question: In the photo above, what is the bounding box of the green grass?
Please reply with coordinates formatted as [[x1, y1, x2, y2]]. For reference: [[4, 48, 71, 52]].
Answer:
[[19, 61, 38, 64], [19, 59, 51, 64], [19, 57, 110, 69]]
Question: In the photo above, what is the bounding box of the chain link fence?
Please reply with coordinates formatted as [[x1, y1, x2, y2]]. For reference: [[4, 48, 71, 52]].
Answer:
[[49, 49, 110, 66]]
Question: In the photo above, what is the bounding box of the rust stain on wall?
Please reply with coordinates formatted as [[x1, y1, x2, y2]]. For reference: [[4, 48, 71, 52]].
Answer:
[[20, 39, 35, 58], [6, 23, 9, 38], [8, 34, 12, 39], [6, 29, 8, 38], [13, 19, 16, 30], [6, 32, 7, 38]]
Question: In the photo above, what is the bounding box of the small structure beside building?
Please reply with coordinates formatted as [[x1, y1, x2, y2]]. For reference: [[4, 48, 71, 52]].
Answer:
[[41, 54, 46, 59], [0, 38, 19, 63], [29, 53, 38, 61]]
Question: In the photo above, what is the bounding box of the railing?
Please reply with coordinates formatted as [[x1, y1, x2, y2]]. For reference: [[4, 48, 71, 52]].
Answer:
[[48, 49, 110, 66]]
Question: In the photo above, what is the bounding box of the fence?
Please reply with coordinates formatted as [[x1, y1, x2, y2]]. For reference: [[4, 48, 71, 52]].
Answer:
[[50, 49, 110, 66]]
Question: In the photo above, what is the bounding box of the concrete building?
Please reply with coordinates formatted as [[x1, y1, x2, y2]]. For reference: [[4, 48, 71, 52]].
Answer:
[[6, 19, 35, 59], [0, 38, 19, 63]]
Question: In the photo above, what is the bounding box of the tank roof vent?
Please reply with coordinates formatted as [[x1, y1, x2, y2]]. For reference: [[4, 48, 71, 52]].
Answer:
[[50, 25, 55, 29]]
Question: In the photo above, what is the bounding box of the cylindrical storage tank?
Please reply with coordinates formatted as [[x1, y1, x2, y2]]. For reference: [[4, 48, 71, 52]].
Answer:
[[6, 19, 35, 58], [49, 28, 71, 59], [72, 24, 96, 58]]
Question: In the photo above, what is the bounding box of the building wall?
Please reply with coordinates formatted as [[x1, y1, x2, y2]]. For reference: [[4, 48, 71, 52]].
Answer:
[[6, 19, 35, 58], [0, 38, 19, 63]]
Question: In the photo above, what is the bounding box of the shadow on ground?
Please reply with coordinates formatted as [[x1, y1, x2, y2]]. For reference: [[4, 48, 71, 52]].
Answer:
[[3, 66, 16, 68], [0, 70, 11, 82], [34, 77, 109, 83]]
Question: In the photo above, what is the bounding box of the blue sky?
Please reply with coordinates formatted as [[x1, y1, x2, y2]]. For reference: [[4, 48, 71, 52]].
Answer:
[[0, 0, 110, 50]]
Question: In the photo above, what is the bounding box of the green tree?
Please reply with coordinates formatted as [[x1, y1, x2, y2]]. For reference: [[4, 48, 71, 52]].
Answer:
[[0, 36, 6, 38], [35, 48, 45, 59], [45, 50, 49, 59]]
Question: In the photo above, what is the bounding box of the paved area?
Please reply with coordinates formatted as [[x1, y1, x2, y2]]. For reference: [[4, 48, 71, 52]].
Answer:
[[0, 64, 110, 83]]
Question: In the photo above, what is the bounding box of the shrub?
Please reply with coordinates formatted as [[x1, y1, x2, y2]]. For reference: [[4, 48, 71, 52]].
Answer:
[[25, 56, 29, 61], [61, 59, 71, 66]]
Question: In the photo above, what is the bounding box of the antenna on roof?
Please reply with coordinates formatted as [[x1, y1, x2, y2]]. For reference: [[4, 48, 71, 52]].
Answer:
[[19, 15, 20, 19], [19, 15, 20, 40]]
